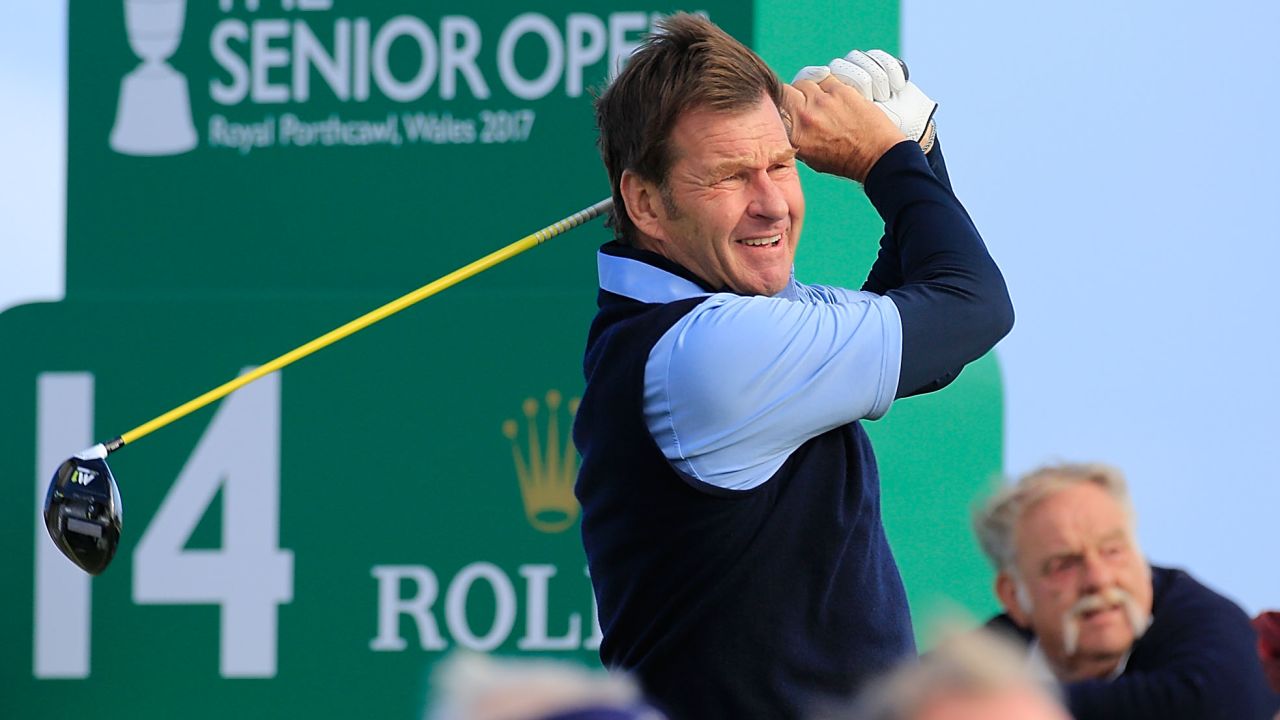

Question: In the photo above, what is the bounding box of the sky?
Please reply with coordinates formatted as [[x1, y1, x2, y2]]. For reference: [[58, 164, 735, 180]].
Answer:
[[3, 1, 1276, 615], [902, 0, 1280, 613], [0, 3, 65, 310]]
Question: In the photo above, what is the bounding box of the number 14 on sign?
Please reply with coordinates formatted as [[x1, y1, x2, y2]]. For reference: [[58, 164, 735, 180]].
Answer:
[[33, 371, 292, 678]]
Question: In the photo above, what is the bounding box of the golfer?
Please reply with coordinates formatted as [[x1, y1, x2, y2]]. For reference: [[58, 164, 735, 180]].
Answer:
[[573, 13, 1013, 719]]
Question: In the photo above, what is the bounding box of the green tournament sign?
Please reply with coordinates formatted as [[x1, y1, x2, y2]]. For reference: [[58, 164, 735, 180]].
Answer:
[[1, 1, 1004, 718]]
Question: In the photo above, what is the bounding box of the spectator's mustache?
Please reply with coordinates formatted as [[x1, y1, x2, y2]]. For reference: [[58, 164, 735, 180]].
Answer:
[[1061, 587, 1146, 656]]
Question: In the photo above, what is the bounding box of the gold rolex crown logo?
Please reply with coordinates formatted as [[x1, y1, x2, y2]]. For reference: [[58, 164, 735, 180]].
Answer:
[[503, 390, 580, 534]]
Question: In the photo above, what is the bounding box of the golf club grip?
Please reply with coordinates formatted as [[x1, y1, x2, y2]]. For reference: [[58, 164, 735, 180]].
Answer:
[[114, 197, 615, 450]]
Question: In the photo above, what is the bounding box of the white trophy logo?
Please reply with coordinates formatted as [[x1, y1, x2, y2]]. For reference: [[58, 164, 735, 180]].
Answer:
[[110, 0, 198, 156]]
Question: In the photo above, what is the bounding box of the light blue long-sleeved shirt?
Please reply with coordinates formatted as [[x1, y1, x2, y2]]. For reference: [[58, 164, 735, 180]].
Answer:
[[599, 251, 903, 491]]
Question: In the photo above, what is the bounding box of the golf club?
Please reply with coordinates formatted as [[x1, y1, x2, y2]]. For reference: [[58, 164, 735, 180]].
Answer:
[[43, 197, 614, 576]]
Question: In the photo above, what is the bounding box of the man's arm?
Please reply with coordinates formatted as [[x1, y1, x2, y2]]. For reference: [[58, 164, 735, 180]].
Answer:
[[861, 137, 953, 296], [861, 138, 973, 396], [645, 288, 901, 491], [785, 78, 1012, 399], [864, 140, 1012, 397], [643, 74, 1012, 492]]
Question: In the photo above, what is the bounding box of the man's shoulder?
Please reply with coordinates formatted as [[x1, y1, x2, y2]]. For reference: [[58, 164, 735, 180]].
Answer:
[[984, 612, 1034, 648], [1146, 561, 1254, 627], [586, 290, 709, 357], [1135, 564, 1258, 664], [1150, 565, 1246, 616]]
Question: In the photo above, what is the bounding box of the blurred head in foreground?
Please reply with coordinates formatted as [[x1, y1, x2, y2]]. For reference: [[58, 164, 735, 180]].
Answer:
[[851, 629, 1070, 720], [974, 462, 1153, 681], [427, 653, 666, 720]]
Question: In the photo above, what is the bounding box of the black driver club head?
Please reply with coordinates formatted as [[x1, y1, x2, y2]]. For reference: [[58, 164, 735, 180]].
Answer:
[[43, 451, 122, 575]]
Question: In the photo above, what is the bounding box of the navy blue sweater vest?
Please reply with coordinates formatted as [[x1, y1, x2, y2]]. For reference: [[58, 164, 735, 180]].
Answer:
[[574, 287, 915, 720]]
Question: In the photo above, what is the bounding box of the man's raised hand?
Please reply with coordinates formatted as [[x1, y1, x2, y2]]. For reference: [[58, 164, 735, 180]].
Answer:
[[785, 50, 937, 181], [784, 68, 905, 183], [845, 50, 937, 152]]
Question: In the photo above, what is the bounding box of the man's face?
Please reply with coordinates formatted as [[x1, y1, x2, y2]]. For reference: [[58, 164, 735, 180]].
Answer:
[[632, 93, 804, 296], [1000, 483, 1154, 680]]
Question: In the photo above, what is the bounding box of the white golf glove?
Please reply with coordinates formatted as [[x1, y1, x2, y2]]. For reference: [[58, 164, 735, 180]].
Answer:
[[793, 49, 937, 153]]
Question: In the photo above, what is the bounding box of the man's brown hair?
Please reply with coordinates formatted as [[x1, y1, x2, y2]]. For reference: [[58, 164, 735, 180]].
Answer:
[[594, 13, 784, 244]]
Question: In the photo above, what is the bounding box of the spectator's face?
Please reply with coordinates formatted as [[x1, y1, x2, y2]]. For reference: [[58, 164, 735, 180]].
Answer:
[[915, 688, 1072, 720], [999, 483, 1153, 680], [625, 93, 804, 296]]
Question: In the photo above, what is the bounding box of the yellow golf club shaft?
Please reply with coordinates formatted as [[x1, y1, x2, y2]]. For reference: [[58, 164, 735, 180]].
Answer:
[[105, 197, 614, 452]]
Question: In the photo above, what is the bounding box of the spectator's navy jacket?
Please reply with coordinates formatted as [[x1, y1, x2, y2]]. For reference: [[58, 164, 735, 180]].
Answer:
[[575, 140, 1013, 719], [990, 566, 1280, 720]]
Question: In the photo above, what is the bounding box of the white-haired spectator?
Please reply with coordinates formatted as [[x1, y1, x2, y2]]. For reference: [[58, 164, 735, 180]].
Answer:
[[427, 653, 665, 720], [834, 628, 1070, 720], [974, 462, 1279, 719]]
